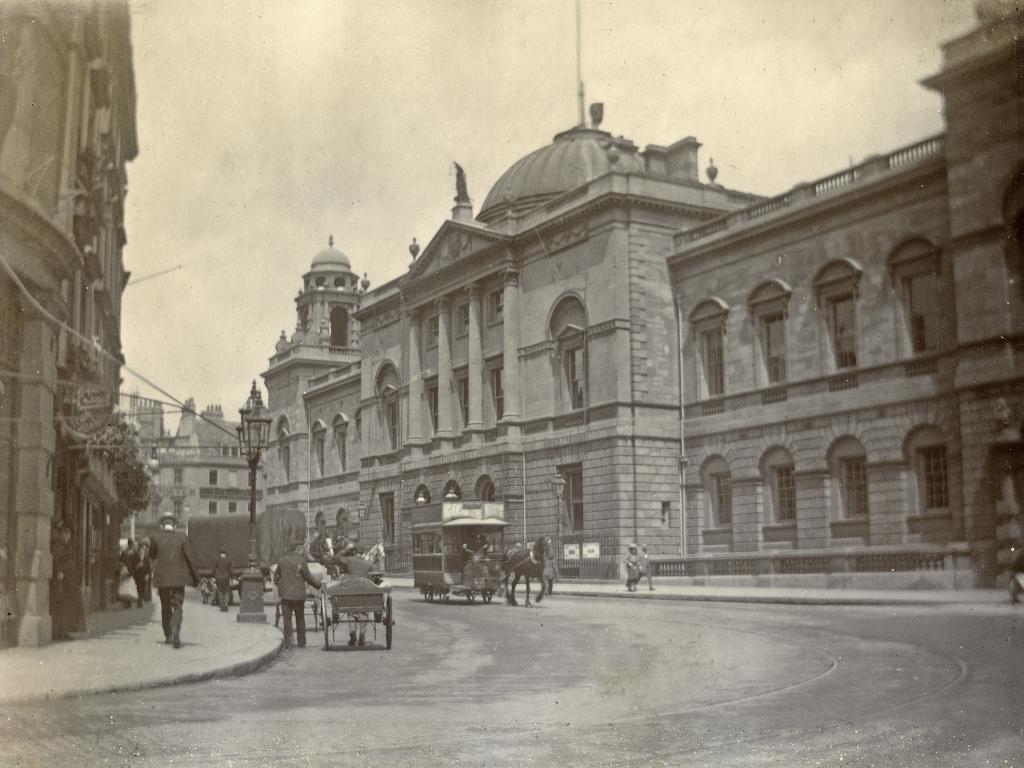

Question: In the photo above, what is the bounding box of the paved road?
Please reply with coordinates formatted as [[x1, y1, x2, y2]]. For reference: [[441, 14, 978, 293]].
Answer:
[[5, 593, 1022, 767]]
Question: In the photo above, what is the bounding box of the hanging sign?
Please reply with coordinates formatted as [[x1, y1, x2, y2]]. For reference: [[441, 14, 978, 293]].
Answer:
[[57, 382, 113, 440], [563, 543, 580, 561], [582, 542, 601, 559]]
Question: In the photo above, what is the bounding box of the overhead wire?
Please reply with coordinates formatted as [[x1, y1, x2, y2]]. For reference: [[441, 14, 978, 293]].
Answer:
[[0, 251, 239, 441]]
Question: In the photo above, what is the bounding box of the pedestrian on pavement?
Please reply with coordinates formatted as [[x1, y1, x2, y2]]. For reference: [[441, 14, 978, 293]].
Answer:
[[543, 538, 559, 596], [149, 512, 199, 649], [1010, 539, 1024, 605], [274, 540, 322, 648], [212, 549, 234, 611], [640, 544, 655, 591], [135, 542, 152, 604], [624, 543, 641, 592], [51, 522, 85, 640]]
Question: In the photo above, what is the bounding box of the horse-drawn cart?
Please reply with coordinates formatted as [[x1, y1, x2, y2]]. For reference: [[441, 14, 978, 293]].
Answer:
[[319, 575, 393, 650], [412, 500, 507, 603]]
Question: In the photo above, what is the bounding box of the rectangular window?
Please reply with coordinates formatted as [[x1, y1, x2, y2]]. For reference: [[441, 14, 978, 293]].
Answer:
[[488, 289, 503, 323], [712, 473, 732, 526], [563, 465, 584, 532], [455, 303, 470, 336], [920, 446, 949, 509], [208, 501, 218, 516], [762, 313, 786, 383], [314, 431, 325, 476], [490, 367, 504, 421], [564, 346, 586, 410], [773, 466, 796, 522], [907, 272, 940, 353], [228, 471, 237, 488], [456, 376, 470, 427], [661, 501, 670, 527], [426, 384, 439, 433], [701, 327, 725, 396], [380, 492, 395, 545], [840, 458, 868, 517], [173, 500, 183, 520], [228, 501, 237, 514], [208, 469, 218, 486], [426, 315, 439, 349], [174, 467, 184, 484], [829, 295, 857, 369]]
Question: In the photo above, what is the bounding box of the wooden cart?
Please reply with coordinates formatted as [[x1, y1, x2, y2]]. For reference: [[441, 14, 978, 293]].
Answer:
[[319, 575, 393, 650]]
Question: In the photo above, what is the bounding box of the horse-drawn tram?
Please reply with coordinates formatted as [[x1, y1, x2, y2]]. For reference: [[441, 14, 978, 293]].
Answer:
[[412, 500, 507, 603]]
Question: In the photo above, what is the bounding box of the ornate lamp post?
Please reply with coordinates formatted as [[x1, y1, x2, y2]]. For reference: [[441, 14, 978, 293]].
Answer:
[[552, 473, 566, 546], [236, 380, 272, 624]]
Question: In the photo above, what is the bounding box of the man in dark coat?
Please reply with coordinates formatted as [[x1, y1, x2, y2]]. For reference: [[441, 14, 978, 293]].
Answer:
[[149, 512, 199, 648], [212, 549, 234, 612], [274, 541, 322, 648]]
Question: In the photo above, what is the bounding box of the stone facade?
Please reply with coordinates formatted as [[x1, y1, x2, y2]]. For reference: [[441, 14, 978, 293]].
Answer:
[[0, 2, 138, 646], [669, 7, 1024, 586], [260, 7, 1023, 586]]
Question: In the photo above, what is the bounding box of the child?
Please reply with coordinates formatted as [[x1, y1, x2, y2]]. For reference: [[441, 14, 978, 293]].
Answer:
[[212, 549, 234, 611]]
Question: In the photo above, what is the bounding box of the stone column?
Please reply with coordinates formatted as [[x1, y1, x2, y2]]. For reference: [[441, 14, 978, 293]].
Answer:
[[15, 318, 57, 646], [501, 268, 521, 436], [466, 283, 484, 440], [435, 297, 454, 445], [406, 309, 424, 451]]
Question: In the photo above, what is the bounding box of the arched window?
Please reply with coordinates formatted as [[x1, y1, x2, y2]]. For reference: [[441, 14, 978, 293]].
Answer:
[[905, 426, 949, 514], [889, 239, 941, 355], [330, 307, 349, 347], [702, 456, 732, 527], [276, 417, 291, 484], [689, 298, 729, 398], [442, 479, 462, 501], [314, 510, 326, 532], [376, 364, 400, 450], [549, 296, 588, 411], [747, 281, 792, 385], [828, 437, 868, 519], [312, 421, 326, 477], [814, 260, 862, 371], [476, 475, 496, 502], [760, 447, 796, 523], [332, 414, 348, 471]]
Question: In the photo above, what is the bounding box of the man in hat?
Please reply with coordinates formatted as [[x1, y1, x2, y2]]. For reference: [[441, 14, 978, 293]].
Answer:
[[274, 540, 322, 648], [149, 512, 199, 648], [212, 548, 234, 611], [624, 543, 641, 592], [640, 544, 655, 591]]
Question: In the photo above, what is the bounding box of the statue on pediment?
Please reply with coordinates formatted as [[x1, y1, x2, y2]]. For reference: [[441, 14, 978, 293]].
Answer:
[[454, 162, 470, 204]]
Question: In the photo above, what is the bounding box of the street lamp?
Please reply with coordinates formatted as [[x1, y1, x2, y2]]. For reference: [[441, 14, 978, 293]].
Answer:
[[236, 380, 272, 624], [552, 473, 566, 545]]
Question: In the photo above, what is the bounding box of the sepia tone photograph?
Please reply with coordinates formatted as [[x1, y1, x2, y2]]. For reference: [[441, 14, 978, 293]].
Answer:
[[1, 0, 1022, 765]]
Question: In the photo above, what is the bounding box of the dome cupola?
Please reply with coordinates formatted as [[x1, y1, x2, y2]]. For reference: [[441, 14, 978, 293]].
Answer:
[[310, 235, 351, 272]]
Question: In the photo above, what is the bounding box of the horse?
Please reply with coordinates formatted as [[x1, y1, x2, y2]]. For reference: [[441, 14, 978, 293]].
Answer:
[[362, 542, 386, 574], [504, 538, 547, 607]]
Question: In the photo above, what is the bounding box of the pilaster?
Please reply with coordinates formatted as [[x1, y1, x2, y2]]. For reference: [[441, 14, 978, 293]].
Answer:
[[465, 283, 484, 441], [434, 297, 454, 448], [500, 268, 521, 436]]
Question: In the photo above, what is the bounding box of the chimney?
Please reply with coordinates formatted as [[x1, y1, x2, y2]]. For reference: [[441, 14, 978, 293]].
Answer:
[[665, 136, 701, 183]]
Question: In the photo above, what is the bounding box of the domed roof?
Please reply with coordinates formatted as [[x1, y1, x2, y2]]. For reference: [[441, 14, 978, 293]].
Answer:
[[478, 126, 645, 223], [310, 236, 351, 272]]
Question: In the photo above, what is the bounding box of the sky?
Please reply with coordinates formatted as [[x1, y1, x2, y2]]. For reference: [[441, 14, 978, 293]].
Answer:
[[120, 0, 978, 427]]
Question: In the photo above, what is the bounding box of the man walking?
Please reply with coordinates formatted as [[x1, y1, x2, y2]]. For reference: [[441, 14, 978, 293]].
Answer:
[[640, 544, 655, 591], [543, 538, 558, 596], [274, 540, 322, 648], [149, 512, 199, 649], [212, 549, 234, 611]]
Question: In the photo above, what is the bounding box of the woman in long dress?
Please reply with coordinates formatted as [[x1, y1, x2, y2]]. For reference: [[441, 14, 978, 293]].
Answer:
[[51, 524, 84, 639]]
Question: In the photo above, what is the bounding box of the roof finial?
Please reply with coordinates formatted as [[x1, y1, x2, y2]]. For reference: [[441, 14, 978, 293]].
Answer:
[[328, 234, 334, 248]]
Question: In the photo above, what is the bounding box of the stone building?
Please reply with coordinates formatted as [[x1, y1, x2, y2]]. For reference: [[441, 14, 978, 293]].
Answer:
[[668, 3, 1024, 586], [0, 2, 138, 646], [138, 400, 260, 540], [260, 5, 1022, 586]]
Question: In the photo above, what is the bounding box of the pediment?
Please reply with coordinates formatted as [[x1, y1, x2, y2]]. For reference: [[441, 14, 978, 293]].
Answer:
[[404, 220, 509, 285]]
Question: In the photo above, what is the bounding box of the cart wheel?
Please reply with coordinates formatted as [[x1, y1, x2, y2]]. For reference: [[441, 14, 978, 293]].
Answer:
[[385, 596, 393, 650], [322, 595, 331, 650]]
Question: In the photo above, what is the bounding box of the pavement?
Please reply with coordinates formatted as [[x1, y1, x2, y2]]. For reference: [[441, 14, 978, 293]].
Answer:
[[0, 578, 1010, 706]]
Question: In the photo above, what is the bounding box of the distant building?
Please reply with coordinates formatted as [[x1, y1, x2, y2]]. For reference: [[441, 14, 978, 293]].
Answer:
[[139, 399, 261, 540], [260, 5, 1023, 587], [0, 2, 138, 646]]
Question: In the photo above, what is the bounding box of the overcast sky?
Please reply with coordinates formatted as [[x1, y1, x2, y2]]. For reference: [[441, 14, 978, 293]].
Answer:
[[121, 0, 977, 428]]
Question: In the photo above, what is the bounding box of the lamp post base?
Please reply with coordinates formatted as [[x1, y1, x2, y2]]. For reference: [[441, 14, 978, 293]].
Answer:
[[236, 568, 267, 623]]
